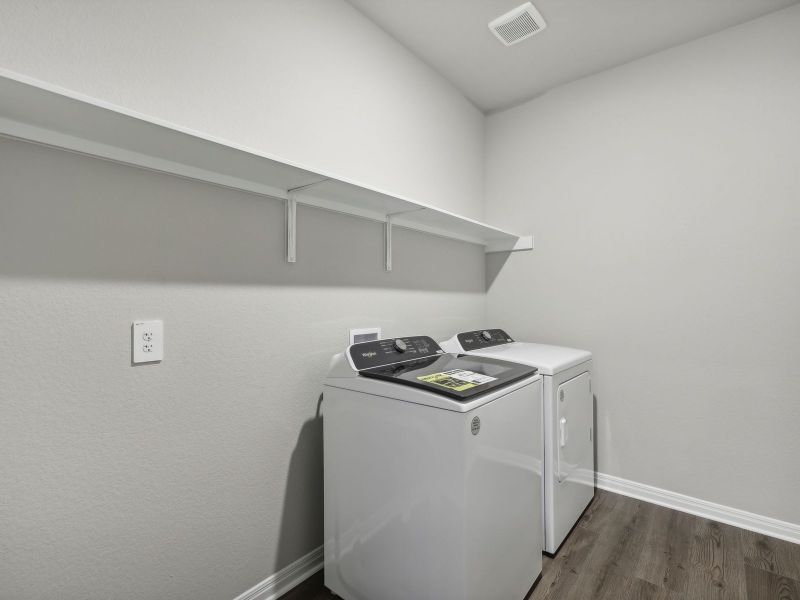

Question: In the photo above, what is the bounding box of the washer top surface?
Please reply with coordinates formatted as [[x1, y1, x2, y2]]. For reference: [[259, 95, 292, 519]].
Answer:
[[325, 335, 540, 412], [442, 329, 592, 376]]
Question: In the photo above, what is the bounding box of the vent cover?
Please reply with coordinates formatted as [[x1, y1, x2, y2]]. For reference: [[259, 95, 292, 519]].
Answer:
[[488, 2, 547, 46]]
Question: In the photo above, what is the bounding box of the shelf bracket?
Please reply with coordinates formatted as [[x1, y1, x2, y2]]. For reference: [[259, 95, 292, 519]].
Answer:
[[384, 215, 393, 271], [285, 178, 330, 264], [286, 192, 297, 263]]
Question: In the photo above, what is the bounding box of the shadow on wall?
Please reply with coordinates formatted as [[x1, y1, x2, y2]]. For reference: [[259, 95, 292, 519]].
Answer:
[[485, 251, 511, 292], [275, 395, 325, 572], [0, 138, 485, 293]]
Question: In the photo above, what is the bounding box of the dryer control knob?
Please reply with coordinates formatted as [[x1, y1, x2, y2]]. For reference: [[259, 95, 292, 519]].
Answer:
[[481, 330, 493, 341], [393, 338, 408, 353]]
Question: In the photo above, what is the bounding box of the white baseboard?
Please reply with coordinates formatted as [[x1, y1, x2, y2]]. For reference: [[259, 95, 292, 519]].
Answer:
[[233, 546, 323, 600], [596, 472, 800, 545]]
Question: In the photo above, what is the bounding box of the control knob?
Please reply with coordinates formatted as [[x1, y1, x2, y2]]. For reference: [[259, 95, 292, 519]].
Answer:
[[481, 330, 493, 341], [393, 338, 408, 353]]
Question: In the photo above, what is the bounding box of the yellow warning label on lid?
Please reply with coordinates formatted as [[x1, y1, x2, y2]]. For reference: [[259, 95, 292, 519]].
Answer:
[[417, 372, 477, 392], [417, 369, 497, 392]]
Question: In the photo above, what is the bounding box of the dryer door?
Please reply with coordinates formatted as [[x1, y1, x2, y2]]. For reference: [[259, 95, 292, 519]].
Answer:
[[556, 372, 593, 485]]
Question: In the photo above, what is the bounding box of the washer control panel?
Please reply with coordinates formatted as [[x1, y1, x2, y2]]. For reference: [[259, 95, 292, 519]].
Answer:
[[350, 336, 444, 370], [457, 329, 514, 350]]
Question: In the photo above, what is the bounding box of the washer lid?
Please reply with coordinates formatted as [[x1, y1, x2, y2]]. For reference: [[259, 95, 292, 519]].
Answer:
[[359, 352, 537, 401], [461, 342, 591, 375]]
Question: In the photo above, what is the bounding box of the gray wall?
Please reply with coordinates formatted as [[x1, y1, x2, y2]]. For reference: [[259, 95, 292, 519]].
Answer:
[[485, 5, 800, 525], [0, 138, 486, 600]]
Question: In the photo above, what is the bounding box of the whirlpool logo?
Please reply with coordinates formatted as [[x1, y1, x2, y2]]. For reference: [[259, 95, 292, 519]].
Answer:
[[471, 416, 481, 435], [361, 351, 377, 358]]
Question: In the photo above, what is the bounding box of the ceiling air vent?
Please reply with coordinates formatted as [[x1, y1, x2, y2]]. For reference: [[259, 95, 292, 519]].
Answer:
[[488, 2, 547, 46]]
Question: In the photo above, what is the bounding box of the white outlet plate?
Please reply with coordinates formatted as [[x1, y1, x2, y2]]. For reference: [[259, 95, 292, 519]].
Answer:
[[132, 320, 164, 363]]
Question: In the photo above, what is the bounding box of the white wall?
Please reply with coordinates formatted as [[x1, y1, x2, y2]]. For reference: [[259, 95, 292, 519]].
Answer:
[[485, 5, 800, 525], [0, 0, 484, 219], [0, 2, 487, 598]]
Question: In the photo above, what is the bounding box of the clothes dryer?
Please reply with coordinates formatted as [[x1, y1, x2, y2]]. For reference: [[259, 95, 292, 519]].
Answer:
[[441, 329, 594, 554]]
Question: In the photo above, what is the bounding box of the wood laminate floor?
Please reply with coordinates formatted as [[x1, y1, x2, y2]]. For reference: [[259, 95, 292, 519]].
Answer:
[[279, 490, 800, 600]]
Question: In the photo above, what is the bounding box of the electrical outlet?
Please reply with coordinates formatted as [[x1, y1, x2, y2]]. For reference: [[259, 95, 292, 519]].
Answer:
[[132, 320, 163, 364]]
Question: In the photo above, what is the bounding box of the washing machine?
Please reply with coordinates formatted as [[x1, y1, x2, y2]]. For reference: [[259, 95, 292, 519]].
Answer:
[[441, 329, 594, 555], [323, 335, 543, 600]]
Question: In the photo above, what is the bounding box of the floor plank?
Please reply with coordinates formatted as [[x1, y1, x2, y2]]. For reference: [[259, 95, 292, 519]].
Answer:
[[277, 490, 800, 600], [633, 503, 697, 595], [570, 496, 652, 600], [618, 575, 685, 600], [741, 529, 800, 582], [529, 525, 598, 600], [578, 487, 622, 534], [744, 564, 800, 600], [685, 518, 747, 600]]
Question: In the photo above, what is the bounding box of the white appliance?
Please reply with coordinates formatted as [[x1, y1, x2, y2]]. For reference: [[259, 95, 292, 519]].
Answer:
[[441, 329, 594, 555], [324, 335, 543, 600]]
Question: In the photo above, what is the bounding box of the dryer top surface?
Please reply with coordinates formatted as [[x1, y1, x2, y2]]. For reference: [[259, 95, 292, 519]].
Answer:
[[457, 342, 591, 376]]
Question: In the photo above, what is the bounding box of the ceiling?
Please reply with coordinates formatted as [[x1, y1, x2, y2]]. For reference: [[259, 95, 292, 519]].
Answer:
[[346, 0, 800, 112]]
